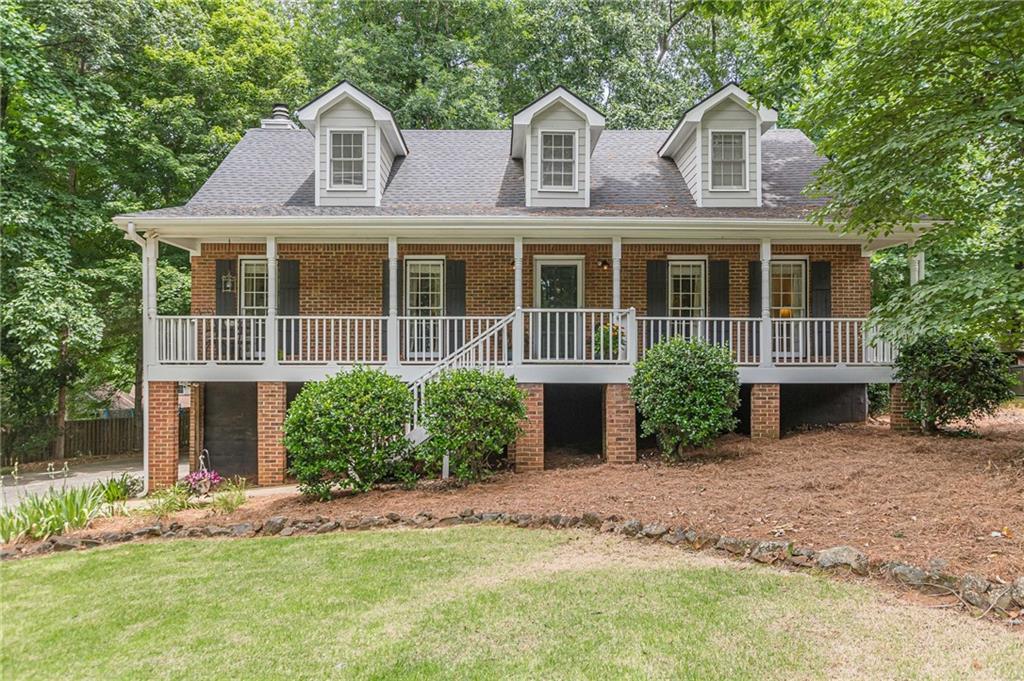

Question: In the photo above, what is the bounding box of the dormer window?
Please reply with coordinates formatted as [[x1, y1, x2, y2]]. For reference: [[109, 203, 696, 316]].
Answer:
[[710, 131, 747, 190], [329, 129, 366, 190], [539, 131, 577, 191]]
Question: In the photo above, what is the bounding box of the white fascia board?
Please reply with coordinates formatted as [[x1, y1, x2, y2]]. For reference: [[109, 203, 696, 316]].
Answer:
[[510, 87, 604, 158], [297, 82, 407, 156]]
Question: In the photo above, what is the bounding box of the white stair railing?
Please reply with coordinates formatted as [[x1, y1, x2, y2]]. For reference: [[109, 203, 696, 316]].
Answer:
[[407, 311, 515, 436]]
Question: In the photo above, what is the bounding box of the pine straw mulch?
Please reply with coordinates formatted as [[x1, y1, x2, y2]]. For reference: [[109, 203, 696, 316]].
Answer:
[[87, 406, 1024, 581]]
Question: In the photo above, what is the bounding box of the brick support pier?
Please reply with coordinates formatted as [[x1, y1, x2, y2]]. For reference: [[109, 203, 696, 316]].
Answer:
[[187, 383, 204, 472], [510, 384, 544, 472], [750, 383, 781, 440], [147, 381, 180, 491], [889, 383, 921, 434], [257, 382, 288, 486], [603, 384, 637, 464]]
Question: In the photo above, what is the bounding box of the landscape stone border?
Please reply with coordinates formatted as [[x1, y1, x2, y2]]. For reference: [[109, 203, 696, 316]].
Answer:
[[3, 510, 1022, 619]]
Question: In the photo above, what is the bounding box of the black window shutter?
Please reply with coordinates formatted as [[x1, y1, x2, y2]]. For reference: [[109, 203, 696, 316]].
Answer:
[[810, 260, 832, 355], [445, 260, 466, 350], [215, 260, 237, 315], [747, 261, 761, 317], [708, 260, 730, 317], [646, 261, 668, 316], [380, 259, 389, 316], [748, 260, 761, 356], [277, 260, 300, 315], [445, 260, 466, 316]]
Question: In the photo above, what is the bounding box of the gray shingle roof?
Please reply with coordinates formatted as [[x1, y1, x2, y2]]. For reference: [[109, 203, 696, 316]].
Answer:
[[124, 127, 826, 219]]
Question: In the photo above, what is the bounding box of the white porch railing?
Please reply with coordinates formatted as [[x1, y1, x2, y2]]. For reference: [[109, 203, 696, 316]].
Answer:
[[770, 318, 895, 366], [399, 315, 506, 364], [153, 313, 894, 368], [638, 317, 761, 365], [522, 308, 634, 364], [277, 316, 386, 364], [157, 316, 267, 364]]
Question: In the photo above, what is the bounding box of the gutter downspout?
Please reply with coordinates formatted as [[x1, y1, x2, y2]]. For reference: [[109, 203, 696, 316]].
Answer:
[[124, 223, 150, 495]]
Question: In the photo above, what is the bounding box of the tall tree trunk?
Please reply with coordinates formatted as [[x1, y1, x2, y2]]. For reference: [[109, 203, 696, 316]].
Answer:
[[54, 383, 67, 461]]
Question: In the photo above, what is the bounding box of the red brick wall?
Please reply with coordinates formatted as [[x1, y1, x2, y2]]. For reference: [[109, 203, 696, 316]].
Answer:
[[187, 383, 203, 472], [190, 242, 869, 318], [750, 383, 780, 439], [510, 384, 544, 472], [257, 382, 287, 485], [148, 381, 179, 490], [889, 383, 921, 434], [603, 384, 636, 463]]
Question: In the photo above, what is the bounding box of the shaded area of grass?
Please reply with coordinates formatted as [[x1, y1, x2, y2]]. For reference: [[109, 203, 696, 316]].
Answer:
[[2, 527, 1021, 680]]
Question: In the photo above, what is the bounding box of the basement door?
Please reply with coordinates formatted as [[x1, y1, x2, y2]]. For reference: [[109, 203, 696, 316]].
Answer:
[[203, 382, 258, 479]]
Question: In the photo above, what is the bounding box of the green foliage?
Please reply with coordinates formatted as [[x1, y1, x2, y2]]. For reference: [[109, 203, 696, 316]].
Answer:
[[284, 367, 412, 498], [0, 485, 105, 543], [866, 383, 890, 417], [211, 477, 247, 514], [95, 473, 144, 504], [420, 369, 525, 481], [144, 483, 196, 518], [894, 333, 1016, 432], [630, 339, 740, 458]]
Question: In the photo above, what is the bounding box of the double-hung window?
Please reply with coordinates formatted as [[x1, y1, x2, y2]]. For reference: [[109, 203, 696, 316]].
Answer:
[[540, 131, 576, 190], [329, 130, 365, 189], [668, 261, 706, 318], [239, 259, 268, 316], [770, 261, 806, 318], [710, 131, 747, 190], [405, 259, 444, 318]]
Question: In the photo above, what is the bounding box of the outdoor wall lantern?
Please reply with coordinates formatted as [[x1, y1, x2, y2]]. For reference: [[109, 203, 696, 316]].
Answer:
[[597, 259, 611, 271], [221, 269, 236, 293]]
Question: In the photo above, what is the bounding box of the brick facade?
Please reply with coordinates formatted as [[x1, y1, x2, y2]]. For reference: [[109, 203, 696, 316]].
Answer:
[[602, 383, 636, 463], [750, 383, 781, 440], [147, 381, 179, 490], [257, 382, 288, 485], [510, 384, 544, 472], [889, 383, 921, 434]]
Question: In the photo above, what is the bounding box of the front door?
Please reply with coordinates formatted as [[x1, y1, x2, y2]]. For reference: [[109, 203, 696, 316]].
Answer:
[[534, 259, 583, 360]]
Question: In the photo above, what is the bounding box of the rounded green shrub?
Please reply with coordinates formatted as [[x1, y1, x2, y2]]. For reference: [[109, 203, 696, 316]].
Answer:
[[284, 366, 413, 499], [421, 369, 526, 481], [893, 332, 1015, 432], [629, 338, 740, 458]]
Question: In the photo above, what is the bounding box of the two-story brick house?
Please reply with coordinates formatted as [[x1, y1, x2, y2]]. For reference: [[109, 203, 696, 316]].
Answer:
[[115, 81, 920, 491]]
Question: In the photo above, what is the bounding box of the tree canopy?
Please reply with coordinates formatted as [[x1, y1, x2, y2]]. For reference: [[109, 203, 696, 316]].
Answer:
[[2, 0, 1021, 459]]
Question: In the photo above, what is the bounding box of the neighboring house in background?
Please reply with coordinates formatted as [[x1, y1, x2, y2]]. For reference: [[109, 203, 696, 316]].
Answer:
[[115, 81, 923, 490]]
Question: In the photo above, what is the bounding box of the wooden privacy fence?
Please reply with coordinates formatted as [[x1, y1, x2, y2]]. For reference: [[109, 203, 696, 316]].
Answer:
[[2, 410, 190, 466]]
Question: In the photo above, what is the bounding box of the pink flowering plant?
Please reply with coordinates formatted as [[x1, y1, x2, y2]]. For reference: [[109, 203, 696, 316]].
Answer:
[[183, 470, 224, 497]]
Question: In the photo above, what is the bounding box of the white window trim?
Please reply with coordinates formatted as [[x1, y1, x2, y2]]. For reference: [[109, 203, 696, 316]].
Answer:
[[238, 256, 269, 316], [532, 255, 584, 307], [403, 256, 446, 316], [326, 127, 368, 191], [707, 129, 749, 192], [537, 129, 579, 192], [666, 257, 708, 318], [769, 256, 809, 318]]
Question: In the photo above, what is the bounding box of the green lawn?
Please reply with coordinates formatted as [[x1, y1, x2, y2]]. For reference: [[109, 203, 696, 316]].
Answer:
[[2, 527, 1021, 680]]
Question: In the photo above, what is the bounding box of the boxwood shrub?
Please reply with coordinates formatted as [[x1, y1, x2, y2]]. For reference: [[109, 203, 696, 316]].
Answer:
[[284, 366, 412, 499], [630, 338, 740, 459], [421, 369, 526, 481], [893, 332, 1015, 432]]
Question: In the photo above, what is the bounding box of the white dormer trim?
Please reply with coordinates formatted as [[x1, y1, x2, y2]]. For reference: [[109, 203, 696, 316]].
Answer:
[[510, 86, 604, 159], [658, 83, 777, 159], [296, 81, 408, 157]]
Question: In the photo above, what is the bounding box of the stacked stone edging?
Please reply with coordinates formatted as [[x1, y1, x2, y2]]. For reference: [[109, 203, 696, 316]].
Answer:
[[3, 510, 1022, 617]]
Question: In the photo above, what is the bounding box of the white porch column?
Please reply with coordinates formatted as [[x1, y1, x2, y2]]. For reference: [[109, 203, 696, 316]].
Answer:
[[909, 251, 926, 285], [512, 237, 524, 366], [759, 238, 772, 367], [144, 234, 159, 366], [611, 237, 622, 309], [265, 236, 278, 366], [387, 237, 400, 368]]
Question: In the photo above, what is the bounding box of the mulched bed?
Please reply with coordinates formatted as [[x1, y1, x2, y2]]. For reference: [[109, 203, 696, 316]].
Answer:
[[84, 407, 1024, 580]]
